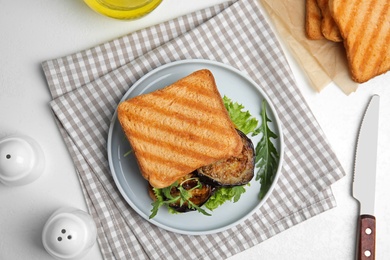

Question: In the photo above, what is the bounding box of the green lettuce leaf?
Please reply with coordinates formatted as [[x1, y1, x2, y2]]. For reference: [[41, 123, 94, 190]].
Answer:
[[223, 96, 260, 135], [204, 185, 247, 210]]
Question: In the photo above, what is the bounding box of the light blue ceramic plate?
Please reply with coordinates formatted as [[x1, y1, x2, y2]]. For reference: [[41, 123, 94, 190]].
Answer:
[[107, 59, 284, 235]]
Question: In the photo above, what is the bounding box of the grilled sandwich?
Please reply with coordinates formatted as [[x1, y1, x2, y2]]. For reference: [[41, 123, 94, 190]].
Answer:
[[117, 69, 243, 188], [329, 0, 390, 82]]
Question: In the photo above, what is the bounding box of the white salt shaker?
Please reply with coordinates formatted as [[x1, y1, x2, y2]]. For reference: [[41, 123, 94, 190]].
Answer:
[[42, 207, 97, 260], [0, 134, 45, 186]]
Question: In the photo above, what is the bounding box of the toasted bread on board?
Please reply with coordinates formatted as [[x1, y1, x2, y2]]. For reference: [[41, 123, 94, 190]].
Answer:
[[329, 0, 390, 82], [305, 0, 324, 40], [117, 69, 243, 188]]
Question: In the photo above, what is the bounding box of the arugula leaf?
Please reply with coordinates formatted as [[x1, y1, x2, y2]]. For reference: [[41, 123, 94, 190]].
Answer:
[[149, 179, 211, 219], [149, 182, 181, 219], [150, 188, 166, 219], [223, 96, 260, 135], [255, 100, 280, 200], [204, 185, 247, 210], [123, 150, 133, 157]]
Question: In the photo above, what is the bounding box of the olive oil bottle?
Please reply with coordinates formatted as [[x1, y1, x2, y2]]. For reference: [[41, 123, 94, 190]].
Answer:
[[83, 0, 162, 20]]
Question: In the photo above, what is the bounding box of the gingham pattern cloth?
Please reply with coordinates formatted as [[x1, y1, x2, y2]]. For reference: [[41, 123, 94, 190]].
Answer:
[[42, 0, 345, 259]]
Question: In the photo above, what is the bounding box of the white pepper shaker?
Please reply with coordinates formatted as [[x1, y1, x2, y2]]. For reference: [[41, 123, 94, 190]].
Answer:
[[0, 134, 45, 186], [42, 207, 97, 260]]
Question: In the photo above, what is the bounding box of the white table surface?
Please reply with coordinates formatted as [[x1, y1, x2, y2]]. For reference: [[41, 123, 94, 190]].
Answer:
[[1, 1, 389, 259]]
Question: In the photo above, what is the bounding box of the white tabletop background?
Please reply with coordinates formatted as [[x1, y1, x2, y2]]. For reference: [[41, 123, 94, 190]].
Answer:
[[1, 1, 389, 259]]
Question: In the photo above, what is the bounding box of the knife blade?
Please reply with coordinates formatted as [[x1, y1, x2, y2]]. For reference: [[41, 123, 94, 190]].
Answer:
[[353, 95, 380, 260]]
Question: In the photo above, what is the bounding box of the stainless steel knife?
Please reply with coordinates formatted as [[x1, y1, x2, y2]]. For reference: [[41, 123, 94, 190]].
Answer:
[[353, 95, 380, 260]]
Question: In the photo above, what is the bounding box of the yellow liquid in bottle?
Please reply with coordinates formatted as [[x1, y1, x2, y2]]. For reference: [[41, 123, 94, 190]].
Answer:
[[83, 0, 162, 20]]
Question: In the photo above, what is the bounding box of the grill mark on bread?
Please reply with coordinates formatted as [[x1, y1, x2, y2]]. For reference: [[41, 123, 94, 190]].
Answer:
[[374, 28, 390, 74], [135, 90, 223, 115], [123, 103, 238, 161], [124, 83, 234, 140], [339, 0, 358, 36], [126, 112, 234, 147], [137, 146, 204, 175], [344, 0, 363, 42], [128, 95, 231, 136], [350, 1, 376, 67], [132, 135, 221, 170], [360, 3, 390, 76], [127, 121, 233, 160], [151, 83, 219, 107], [138, 154, 196, 186]]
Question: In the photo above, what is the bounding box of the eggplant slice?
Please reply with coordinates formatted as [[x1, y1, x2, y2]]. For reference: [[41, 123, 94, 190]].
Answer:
[[197, 129, 255, 187], [169, 173, 215, 212]]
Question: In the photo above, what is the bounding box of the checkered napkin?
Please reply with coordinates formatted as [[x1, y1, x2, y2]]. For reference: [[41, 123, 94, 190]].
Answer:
[[42, 0, 345, 259]]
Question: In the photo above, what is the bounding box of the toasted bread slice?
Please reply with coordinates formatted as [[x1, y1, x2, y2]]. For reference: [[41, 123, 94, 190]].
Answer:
[[117, 69, 243, 188], [329, 0, 390, 82], [306, 0, 324, 40], [316, 0, 342, 42]]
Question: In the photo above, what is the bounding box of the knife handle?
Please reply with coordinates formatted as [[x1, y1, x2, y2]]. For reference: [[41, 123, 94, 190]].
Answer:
[[357, 215, 376, 260]]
